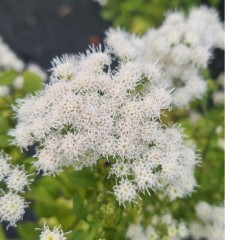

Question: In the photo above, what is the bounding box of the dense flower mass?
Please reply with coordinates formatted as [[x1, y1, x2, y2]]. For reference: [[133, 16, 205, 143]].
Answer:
[[105, 6, 225, 107], [10, 47, 198, 205]]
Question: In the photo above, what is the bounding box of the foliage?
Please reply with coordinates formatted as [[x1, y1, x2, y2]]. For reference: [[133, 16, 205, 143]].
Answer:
[[100, 0, 221, 33]]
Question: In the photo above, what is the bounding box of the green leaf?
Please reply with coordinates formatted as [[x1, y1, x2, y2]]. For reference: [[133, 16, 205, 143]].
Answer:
[[22, 71, 43, 94], [0, 70, 17, 85], [17, 222, 39, 240], [69, 229, 86, 240], [67, 170, 97, 188], [73, 193, 87, 220], [86, 220, 103, 240], [0, 134, 11, 148]]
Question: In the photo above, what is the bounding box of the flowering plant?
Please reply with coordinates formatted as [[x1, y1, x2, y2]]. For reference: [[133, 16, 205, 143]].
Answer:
[[0, 5, 224, 240]]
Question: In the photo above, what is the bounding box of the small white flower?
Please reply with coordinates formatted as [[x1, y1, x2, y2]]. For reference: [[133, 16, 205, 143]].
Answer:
[[113, 179, 137, 206], [50, 54, 78, 79], [0, 192, 28, 227], [4, 165, 33, 193], [39, 224, 68, 240]]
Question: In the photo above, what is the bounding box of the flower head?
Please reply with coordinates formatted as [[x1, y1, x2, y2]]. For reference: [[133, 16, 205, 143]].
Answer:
[[0, 192, 28, 227], [39, 224, 68, 240]]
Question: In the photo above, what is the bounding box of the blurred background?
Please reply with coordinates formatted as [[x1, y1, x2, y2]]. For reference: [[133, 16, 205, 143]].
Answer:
[[0, 0, 110, 70], [0, 0, 223, 73]]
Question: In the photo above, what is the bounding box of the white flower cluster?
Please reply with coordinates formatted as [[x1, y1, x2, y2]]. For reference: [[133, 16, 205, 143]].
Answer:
[[0, 35, 47, 87], [126, 214, 189, 240], [105, 6, 225, 107], [39, 224, 67, 240], [0, 36, 24, 71], [188, 201, 224, 240], [127, 201, 224, 240], [0, 36, 47, 97], [0, 151, 32, 227], [11, 47, 198, 205]]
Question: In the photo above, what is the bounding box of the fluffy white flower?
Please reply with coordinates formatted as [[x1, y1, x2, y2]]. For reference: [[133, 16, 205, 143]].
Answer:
[[50, 54, 78, 79], [105, 6, 224, 107], [113, 179, 137, 206], [11, 47, 197, 204], [4, 165, 32, 192], [0, 192, 28, 227], [39, 224, 67, 240], [105, 28, 142, 60]]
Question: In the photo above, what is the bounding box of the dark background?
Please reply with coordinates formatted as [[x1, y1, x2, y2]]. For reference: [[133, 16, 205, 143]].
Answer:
[[0, 0, 223, 77], [0, 0, 110, 70]]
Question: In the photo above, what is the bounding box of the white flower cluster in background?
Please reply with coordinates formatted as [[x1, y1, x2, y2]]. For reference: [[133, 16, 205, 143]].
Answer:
[[0, 35, 47, 82], [126, 201, 224, 240], [0, 36, 25, 71], [39, 224, 68, 240], [26, 62, 47, 82], [10, 47, 198, 205], [0, 150, 32, 227], [126, 213, 189, 240], [0, 76, 24, 98], [0, 35, 47, 97], [105, 6, 225, 107], [187, 201, 224, 240], [0, 64, 47, 98]]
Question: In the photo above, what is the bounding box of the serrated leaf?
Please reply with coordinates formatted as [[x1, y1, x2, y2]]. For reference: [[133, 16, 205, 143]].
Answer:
[[73, 193, 86, 220]]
